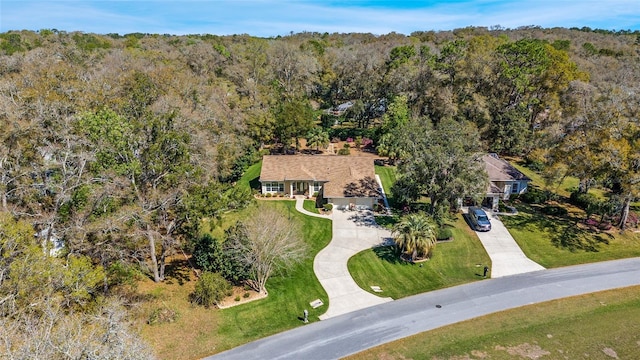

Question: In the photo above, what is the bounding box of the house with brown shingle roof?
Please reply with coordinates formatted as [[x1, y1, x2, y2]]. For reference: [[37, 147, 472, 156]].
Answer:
[[260, 155, 381, 209], [482, 153, 531, 210]]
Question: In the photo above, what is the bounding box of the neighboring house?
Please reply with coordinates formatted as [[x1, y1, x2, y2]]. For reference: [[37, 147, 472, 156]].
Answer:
[[259, 155, 381, 210], [326, 101, 354, 116], [483, 153, 531, 210]]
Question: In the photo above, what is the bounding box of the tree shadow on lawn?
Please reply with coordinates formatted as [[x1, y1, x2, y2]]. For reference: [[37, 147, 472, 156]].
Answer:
[[373, 245, 410, 265], [374, 215, 399, 229], [248, 175, 261, 190], [505, 204, 612, 253], [163, 258, 194, 286]]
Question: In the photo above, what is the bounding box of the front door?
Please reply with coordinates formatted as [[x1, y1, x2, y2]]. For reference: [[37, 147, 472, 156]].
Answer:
[[293, 182, 307, 194]]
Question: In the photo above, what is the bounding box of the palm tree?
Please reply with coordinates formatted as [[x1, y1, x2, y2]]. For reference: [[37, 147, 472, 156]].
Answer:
[[392, 212, 437, 262], [306, 127, 329, 153]]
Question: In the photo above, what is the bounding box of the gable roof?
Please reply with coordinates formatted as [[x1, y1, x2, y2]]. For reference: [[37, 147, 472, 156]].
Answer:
[[483, 154, 531, 182], [260, 155, 378, 198]]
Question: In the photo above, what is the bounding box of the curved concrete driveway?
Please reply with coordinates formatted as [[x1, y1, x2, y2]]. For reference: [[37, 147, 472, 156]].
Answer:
[[314, 208, 393, 320], [470, 209, 545, 277], [206, 257, 640, 360]]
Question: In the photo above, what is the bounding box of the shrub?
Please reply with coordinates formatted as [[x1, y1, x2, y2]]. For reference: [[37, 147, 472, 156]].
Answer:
[[519, 187, 550, 204], [191, 272, 232, 308], [436, 227, 453, 241], [337, 148, 350, 155], [192, 233, 249, 285], [313, 192, 319, 197], [243, 292, 250, 298], [569, 191, 611, 216], [569, 191, 600, 210], [541, 205, 568, 216], [323, 203, 333, 211], [265, 193, 272, 198], [524, 148, 546, 171], [234, 296, 241, 302]]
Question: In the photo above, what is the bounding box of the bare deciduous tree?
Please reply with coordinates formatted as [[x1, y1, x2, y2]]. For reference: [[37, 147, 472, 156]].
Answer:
[[229, 210, 306, 294]]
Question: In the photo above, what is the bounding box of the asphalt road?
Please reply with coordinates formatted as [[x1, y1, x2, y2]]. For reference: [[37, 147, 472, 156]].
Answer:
[[205, 257, 640, 360]]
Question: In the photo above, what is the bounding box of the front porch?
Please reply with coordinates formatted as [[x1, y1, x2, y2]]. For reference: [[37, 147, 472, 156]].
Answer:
[[261, 180, 324, 198]]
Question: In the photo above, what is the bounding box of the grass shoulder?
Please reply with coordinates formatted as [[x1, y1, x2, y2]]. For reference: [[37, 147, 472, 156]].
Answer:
[[346, 286, 640, 360]]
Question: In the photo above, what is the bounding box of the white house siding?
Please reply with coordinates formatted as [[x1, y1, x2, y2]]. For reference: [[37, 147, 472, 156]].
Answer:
[[494, 180, 529, 200]]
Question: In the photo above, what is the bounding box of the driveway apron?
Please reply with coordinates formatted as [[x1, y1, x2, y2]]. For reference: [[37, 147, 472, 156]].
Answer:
[[472, 210, 545, 277], [313, 209, 393, 320]]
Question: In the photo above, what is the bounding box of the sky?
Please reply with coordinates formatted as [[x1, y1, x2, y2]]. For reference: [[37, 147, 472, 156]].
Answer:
[[1, 0, 639, 37]]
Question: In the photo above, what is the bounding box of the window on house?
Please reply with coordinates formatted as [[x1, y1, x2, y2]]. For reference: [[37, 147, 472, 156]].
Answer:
[[313, 182, 322, 193], [511, 183, 519, 193], [265, 182, 284, 192]]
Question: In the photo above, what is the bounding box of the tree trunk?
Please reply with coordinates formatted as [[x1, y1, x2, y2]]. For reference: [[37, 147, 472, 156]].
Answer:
[[618, 195, 631, 230], [146, 225, 161, 283], [158, 242, 166, 282]]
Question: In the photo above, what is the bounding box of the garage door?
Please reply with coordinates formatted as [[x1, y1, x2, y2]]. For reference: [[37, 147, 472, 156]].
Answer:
[[329, 197, 374, 210]]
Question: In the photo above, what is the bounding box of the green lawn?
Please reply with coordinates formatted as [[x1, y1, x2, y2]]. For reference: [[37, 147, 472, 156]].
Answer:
[[303, 199, 320, 213], [375, 165, 397, 208], [502, 203, 640, 268], [348, 214, 491, 299], [237, 161, 262, 192], [347, 286, 640, 360]]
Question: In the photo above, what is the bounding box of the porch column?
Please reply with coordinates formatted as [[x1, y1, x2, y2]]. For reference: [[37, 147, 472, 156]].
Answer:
[[289, 181, 293, 198]]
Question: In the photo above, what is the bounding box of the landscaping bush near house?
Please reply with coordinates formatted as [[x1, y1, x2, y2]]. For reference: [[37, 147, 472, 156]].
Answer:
[[436, 227, 453, 241], [569, 191, 601, 210], [190, 272, 232, 308], [323, 203, 333, 211], [518, 187, 551, 204]]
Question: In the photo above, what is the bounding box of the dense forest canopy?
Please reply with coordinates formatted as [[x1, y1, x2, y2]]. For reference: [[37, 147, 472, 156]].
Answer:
[[0, 26, 639, 356]]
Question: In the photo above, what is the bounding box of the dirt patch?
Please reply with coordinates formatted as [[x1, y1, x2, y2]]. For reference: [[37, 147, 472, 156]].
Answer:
[[217, 286, 267, 309], [470, 350, 488, 358], [602, 347, 619, 358], [495, 343, 550, 359]]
